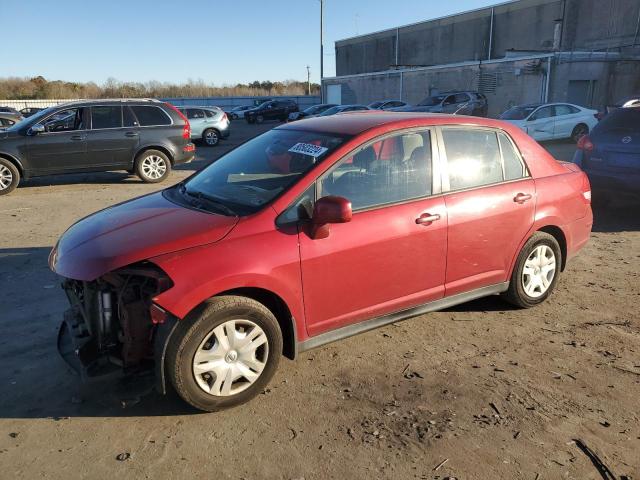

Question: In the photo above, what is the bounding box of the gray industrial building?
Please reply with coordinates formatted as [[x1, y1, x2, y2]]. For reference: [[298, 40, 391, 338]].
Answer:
[[322, 0, 640, 116]]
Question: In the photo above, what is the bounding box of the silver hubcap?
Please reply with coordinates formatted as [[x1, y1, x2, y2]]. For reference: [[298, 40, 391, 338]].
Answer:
[[522, 245, 556, 298], [0, 165, 13, 190], [193, 319, 269, 397], [141, 155, 167, 180], [205, 131, 218, 145]]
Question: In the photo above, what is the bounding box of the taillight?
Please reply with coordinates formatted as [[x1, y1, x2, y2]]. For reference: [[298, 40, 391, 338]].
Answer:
[[594, 112, 604, 121], [577, 135, 594, 151], [221, 112, 228, 122], [163, 102, 191, 139]]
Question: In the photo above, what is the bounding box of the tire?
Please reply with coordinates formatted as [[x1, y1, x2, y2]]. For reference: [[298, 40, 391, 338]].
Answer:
[[571, 123, 589, 143], [202, 128, 220, 147], [135, 149, 171, 183], [166, 295, 283, 412], [504, 232, 562, 308], [255, 115, 264, 124], [0, 158, 20, 196]]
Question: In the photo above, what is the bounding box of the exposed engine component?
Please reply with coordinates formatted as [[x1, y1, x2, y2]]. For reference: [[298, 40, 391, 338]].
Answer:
[[58, 263, 172, 379]]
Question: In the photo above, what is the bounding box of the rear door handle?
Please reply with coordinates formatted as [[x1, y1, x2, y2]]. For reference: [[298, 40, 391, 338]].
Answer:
[[125, 131, 139, 137], [70, 134, 85, 141], [415, 213, 441, 225], [514, 193, 533, 203]]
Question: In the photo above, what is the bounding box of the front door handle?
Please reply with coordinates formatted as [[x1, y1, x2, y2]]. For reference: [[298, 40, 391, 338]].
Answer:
[[415, 213, 441, 225], [70, 134, 85, 141], [125, 131, 139, 137], [514, 193, 533, 204]]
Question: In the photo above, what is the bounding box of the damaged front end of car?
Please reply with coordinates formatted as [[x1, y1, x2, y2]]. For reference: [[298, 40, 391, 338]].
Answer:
[[58, 262, 177, 393]]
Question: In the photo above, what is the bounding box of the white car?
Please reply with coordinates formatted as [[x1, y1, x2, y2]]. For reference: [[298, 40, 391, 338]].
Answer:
[[500, 102, 598, 143]]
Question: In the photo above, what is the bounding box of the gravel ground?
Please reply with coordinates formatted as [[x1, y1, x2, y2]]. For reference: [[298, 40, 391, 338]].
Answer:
[[0, 120, 638, 479]]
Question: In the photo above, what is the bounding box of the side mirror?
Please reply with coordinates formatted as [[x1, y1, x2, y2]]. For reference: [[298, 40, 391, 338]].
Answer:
[[309, 195, 352, 239], [29, 123, 45, 135]]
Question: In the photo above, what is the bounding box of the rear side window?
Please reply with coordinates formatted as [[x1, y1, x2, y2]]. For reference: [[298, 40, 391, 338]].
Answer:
[[204, 109, 214, 118], [454, 93, 469, 103], [186, 109, 205, 119], [123, 107, 138, 127], [91, 106, 122, 129], [498, 133, 526, 181], [442, 129, 503, 190], [555, 105, 576, 116], [130, 106, 171, 126]]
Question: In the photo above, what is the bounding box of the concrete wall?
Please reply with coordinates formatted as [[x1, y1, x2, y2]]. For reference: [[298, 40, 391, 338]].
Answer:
[[325, 57, 548, 117], [335, 0, 640, 76]]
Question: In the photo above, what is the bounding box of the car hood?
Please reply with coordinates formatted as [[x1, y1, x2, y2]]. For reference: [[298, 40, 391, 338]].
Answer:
[[50, 191, 239, 281]]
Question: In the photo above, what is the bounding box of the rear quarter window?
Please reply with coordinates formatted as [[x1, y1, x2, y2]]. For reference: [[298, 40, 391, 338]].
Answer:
[[130, 106, 171, 126]]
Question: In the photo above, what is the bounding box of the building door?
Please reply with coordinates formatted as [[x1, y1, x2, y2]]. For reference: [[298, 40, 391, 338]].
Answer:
[[326, 84, 342, 105], [567, 80, 595, 107]]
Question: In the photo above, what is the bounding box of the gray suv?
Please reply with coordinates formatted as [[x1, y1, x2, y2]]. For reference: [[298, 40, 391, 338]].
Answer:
[[179, 106, 230, 146], [392, 91, 488, 116], [0, 99, 195, 195]]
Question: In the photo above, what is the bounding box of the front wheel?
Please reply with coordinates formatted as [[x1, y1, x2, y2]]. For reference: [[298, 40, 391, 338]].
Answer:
[[135, 149, 171, 183], [166, 296, 283, 412], [504, 232, 562, 308], [255, 115, 264, 124], [0, 158, 20, 196]]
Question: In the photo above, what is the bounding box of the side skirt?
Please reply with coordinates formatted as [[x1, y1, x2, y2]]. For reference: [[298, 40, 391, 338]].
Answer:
[[298, 282, 509, 353]]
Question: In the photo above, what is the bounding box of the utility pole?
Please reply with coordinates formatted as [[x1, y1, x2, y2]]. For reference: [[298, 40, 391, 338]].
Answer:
[[306, 65, 311, 95], [320, 0, 324, 102]]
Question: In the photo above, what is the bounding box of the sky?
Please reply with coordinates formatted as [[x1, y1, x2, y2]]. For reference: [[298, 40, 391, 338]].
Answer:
[[0, 0, 498, 85]]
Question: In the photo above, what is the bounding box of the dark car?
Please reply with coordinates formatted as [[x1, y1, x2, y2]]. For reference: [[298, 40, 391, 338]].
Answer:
[[0, 106, 20, 115], [368, 100, 407, 110], [20, 107, 46, 117], [316, 104, 370, 116], [245, 100, 299, 124], [287, 103, 337, 122], [573, 107, 640, 203], [392, 91, 488, 116], [0, 99, 195, 195]]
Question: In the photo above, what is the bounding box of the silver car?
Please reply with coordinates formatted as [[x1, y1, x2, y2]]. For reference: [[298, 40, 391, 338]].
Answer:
[[179, 106, 230, 146]]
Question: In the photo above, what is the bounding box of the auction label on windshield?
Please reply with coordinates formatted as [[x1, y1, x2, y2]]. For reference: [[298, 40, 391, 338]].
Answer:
[[288, 143, 328, 157]]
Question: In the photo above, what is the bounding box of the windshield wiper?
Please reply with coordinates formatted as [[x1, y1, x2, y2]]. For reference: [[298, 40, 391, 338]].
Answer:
[[180, 185, 237, 216]]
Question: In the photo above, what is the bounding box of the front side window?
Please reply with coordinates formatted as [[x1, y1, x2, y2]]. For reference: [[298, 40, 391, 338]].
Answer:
[[443, 128, 526, 190], [320, 130, 433, 211], [42, 107, 85, 132], [182, 129, 348, 214], [130, 106, 171, 126], [530, 106, 554, 120], [91, 106, 122, 129]]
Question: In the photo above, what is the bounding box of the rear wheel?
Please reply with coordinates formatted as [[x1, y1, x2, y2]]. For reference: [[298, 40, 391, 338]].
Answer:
[[135, 149, 171, 183], [571, 123, 589, 143], [255, 115, 264, 124], [0, 158, 20, 196], [166, 296, 282, 412], [504, 232, 561, 308], [202, 128, 219, 147]]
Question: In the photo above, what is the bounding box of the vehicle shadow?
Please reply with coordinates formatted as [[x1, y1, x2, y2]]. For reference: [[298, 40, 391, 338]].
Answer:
[[0, 247, 201, 419], [591, 199, 640, 233]]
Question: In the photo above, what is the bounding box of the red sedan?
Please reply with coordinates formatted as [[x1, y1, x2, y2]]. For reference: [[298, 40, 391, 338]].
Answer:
[[50, 112, 593, 411]]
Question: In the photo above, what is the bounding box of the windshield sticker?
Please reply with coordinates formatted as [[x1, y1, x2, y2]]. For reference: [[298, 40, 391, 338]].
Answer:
[[288, 143, 328, 158]]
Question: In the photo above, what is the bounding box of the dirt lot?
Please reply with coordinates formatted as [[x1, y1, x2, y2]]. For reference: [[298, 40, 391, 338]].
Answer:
[[1, 120, 638, 479]]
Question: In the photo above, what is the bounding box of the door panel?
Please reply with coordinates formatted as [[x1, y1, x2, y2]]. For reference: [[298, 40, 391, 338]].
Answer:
[[86, 129, 139, 168], [527, 106, 555, 140], [27, 131, 87, 174], [443, 179, 535, 295], [299, 198, 447, 336]]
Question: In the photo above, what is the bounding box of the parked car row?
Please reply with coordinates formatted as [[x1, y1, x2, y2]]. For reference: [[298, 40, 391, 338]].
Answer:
[[0, 99, 195, 195]]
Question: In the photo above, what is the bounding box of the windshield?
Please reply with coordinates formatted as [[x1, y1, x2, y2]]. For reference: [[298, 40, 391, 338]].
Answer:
[[500, 106, 538, 120], [5, 106, 56, 131], [181, 129, 349, 214], [418, 95, 446, 106], [594, 108, 640, 134], [318, 106, 342, 116]]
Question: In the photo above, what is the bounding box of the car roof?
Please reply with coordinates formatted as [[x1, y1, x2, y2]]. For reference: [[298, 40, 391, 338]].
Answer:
[[278, 111, 517, 136], [52, 98, 164, 108]]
